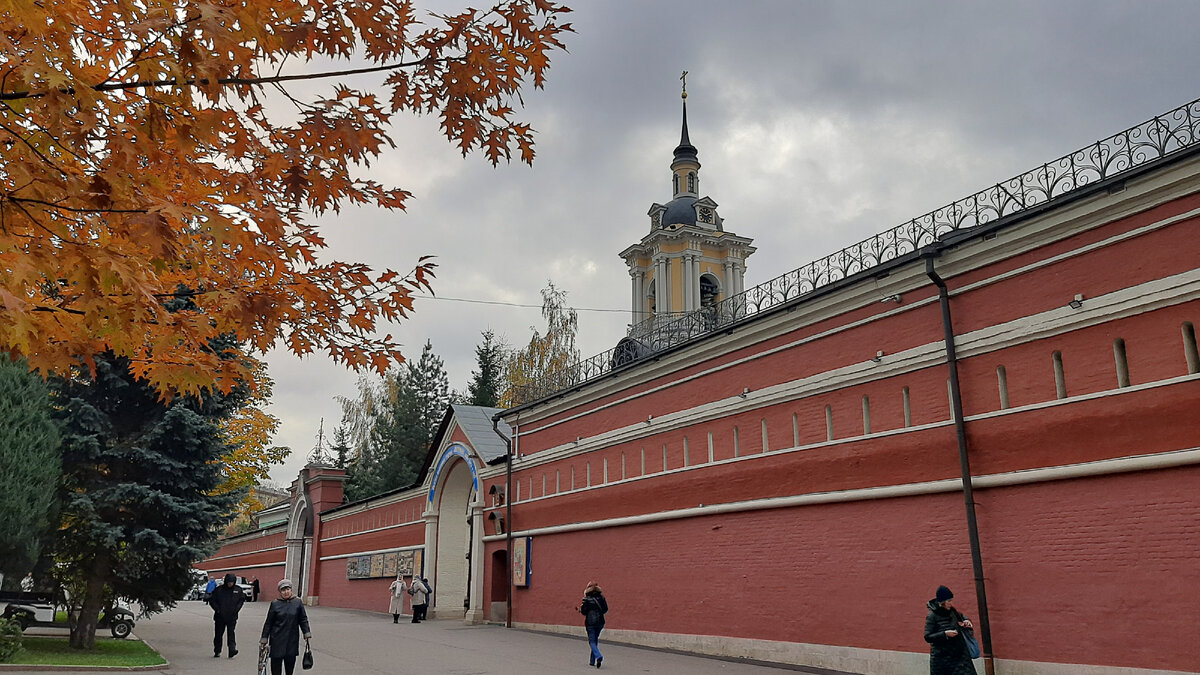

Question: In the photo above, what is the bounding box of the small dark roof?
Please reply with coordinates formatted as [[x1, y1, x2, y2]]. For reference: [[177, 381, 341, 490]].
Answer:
[[447, 404, 510, 463]]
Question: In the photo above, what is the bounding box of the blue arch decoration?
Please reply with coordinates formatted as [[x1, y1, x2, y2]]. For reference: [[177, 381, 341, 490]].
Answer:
[[428, 442, 480, 504]]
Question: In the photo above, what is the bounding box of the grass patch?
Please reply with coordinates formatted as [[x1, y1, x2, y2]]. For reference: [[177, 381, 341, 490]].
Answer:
[[5, 637, 165, 667]]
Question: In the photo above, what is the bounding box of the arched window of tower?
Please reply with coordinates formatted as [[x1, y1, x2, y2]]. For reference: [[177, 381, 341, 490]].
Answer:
[[687, 172, 696, 193], [700, 274, 720, 306]]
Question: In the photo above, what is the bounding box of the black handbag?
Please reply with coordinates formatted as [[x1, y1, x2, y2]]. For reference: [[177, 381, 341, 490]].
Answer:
[[301, 640, 313, 670]]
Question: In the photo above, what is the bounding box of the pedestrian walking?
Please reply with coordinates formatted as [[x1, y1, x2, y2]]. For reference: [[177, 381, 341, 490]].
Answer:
[[408, 576, 430, 623], [208, 573, 246, 658], [388, 575, 407, 623], [260, 579, 312, 675], [204, 575, 217, 601], [252, 577, 260, 602], [579, 581, 608, 668], [924, 585, 977, 675]]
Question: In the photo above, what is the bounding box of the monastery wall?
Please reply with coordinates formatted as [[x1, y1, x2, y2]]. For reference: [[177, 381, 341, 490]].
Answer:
[[488, 166, 1200, 673]]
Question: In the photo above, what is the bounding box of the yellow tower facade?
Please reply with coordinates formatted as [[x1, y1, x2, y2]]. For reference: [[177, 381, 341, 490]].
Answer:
[[619, 89, 755, 330]]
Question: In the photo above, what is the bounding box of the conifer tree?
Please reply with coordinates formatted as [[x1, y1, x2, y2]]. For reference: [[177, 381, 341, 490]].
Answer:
[[0, 357, 61, 577], [48, 351, 244, 649], [330, 425, 352, 470], [343, 340, 451, 501], [466, 330, 507, 408]]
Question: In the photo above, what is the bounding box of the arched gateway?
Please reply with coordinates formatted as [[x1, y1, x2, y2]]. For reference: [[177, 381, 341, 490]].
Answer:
[[203, 409, 509, 623]]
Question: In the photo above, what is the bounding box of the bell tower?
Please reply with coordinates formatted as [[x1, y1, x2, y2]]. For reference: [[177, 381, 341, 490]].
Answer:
[[619, 74, 755, 330]]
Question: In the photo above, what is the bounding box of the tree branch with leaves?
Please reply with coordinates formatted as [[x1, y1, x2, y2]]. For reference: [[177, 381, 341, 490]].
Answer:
[[0, 0, 573, 397]]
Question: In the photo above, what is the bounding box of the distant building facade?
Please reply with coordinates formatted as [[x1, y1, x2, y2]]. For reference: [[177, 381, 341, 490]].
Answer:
[[203, 95, 1200, 674]]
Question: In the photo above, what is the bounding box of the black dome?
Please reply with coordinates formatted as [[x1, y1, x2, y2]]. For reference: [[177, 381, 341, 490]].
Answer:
[[662, 196, 696, 227]]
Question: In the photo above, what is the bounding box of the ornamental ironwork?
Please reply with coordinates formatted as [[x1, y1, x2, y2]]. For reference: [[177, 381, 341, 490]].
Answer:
[[509, 96, 1200, 407]]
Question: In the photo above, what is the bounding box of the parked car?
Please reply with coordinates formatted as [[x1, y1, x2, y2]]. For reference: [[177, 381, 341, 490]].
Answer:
[[184, 583, 206, 601], [1, 590, 135, 639], [232, 576, 254, 600], [198, 574, 253, 601]]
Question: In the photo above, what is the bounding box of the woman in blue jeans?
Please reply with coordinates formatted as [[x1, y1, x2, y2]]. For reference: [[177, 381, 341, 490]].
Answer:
[[579, 581, 609, 668]]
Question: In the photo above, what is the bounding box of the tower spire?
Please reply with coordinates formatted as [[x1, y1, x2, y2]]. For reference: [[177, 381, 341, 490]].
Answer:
[[673, 70, 697, 166]]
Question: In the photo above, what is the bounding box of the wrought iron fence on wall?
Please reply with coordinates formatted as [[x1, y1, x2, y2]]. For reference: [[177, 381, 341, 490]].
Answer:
[[509, 96, 1200, 407]]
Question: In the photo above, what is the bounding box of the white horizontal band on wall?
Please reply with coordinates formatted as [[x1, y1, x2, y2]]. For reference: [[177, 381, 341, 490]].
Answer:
[[483, 446, 1200, 542], [320, 520, 424, 543], [203, 545, 288, 563], [204, 561, 285, 571], [318, 544, 424, 562]]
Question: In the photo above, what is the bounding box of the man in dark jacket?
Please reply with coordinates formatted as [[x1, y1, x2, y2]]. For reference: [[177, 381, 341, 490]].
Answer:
[[209, 572, 246, 658]]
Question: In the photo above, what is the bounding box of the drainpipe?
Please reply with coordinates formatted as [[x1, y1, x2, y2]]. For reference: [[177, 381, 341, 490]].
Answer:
[[493, 415, 514, 629], [925, 254, 995, 675]]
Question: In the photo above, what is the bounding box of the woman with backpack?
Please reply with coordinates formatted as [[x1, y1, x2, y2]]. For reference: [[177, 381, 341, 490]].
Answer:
[[579, 581, 608, 668]]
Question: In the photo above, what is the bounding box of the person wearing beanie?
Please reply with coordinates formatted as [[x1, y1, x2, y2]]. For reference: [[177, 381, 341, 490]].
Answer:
[[208, 572, 245, 658], [260, 579, 312, 675], [923, 585, 976, 675]]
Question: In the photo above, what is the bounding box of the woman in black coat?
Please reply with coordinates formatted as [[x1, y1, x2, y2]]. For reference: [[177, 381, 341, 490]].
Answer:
[[260, 579, 312, 675], [924, 585, 976, 675], [579, 581, 609, 668]]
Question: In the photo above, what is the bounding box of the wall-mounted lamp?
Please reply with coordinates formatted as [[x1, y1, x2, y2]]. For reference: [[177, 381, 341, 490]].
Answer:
[[488, 511, 505, 535], [488, 484, 505, 507], [1068, 293, 1084, 310], [645, 414, 653, 425], [871, 350, 885, 363], [880, 294, 902, 304], [739, 387, 750, 398]]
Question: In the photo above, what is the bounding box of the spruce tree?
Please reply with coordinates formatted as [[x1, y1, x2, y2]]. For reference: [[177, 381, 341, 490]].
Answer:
[[344, 340, 451, 501], [0, 357, 61, 577], [49, 351, 244, 649], [465, 329, 506, 407]]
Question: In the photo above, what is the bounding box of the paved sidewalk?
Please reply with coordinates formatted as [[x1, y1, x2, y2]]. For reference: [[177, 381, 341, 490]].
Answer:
[[2, 600, 856, 674]]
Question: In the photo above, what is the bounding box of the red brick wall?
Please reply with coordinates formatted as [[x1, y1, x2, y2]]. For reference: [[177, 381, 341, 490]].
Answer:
[[313, 558, 411, 615]]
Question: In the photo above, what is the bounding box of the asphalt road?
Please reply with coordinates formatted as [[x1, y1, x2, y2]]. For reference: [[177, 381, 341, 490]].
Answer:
[[3, 599, 854, 674]]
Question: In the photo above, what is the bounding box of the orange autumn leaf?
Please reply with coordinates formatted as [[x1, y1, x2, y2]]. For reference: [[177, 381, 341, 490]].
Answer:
[[0, 0, 572, 397]]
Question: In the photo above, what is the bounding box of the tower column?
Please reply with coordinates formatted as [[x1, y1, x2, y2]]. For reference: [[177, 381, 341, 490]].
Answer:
[[630, 268, 642, 324], [691, 255, 702, 310], [655, 256, 669, 316], [686, 254, 696, 312]]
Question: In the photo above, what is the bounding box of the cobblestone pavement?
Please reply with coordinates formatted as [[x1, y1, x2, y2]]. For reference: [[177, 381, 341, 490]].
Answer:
[[3, 599, 857, 674]]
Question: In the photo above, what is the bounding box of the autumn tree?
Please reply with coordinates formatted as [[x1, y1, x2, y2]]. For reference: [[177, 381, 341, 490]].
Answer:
[[219, 359, 290, 519], [501, 281, 579, 407], [0, 356, 61, 577], [0, 0, 573, 397], [48, 350, 244, 650], [465, 329, 507, 407]]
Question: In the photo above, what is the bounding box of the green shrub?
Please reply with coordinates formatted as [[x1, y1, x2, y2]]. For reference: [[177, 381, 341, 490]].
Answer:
[[0, 617, 23, 662]]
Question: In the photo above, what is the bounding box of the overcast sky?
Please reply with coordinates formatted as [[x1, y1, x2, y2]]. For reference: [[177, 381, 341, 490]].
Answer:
[[264, 0, 1200, 482]]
